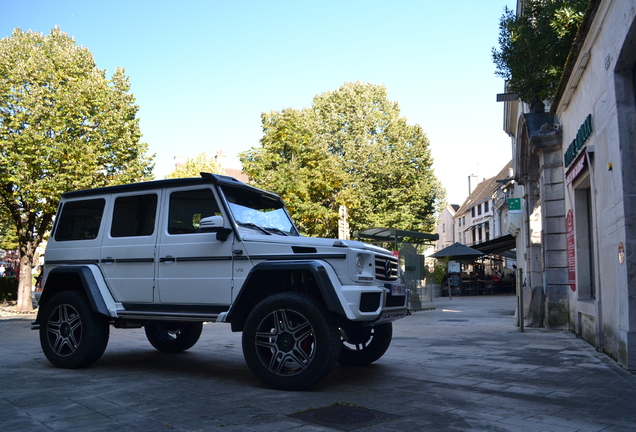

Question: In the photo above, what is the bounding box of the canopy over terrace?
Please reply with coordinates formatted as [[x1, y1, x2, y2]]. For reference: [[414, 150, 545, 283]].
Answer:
[[352, 227, 439, 250], [471, 234, 516, 259]]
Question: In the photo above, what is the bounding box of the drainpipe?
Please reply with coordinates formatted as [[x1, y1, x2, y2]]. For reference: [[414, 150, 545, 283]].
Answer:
[[523, 184, 531, 328], [586, 149, 604, 352]]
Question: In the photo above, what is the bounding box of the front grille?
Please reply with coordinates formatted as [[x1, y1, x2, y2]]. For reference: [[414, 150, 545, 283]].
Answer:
[[375, 255, 399, 281]]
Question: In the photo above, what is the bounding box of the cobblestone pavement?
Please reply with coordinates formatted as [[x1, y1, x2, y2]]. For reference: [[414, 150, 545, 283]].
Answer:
[[1, 294, 635, 432]]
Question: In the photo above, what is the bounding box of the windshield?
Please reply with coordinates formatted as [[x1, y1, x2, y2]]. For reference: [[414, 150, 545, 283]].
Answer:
[[221, 185, 299, 236]]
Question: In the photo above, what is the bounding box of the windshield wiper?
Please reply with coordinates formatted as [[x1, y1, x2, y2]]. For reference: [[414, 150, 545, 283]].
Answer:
[[263, 227, 289, 236], [237, 222, 271, 235]]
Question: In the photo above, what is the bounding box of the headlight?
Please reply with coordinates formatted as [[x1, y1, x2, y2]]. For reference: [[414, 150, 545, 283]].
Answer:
[[356, 254, 364, 274]]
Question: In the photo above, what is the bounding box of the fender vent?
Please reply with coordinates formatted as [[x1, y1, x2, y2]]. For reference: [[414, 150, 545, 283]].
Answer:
[[292, 246, 317, 254]]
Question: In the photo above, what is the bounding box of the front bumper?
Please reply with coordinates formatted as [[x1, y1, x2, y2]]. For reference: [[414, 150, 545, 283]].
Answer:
[[340, 284, 409, 322]]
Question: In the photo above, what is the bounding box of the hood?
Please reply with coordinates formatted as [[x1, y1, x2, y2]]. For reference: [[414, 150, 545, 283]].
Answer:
[[240, 234, 391, 255]]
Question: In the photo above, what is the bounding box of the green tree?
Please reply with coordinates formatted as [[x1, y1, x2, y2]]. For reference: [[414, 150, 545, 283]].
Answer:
[[0, 27, 154, 311], [164, 152, 224, 179], [241, 81, 445, 238], [492, 0, 589, 112], [0, 207, 18, 251]]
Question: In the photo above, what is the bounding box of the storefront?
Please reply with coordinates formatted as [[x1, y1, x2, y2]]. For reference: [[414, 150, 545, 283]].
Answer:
[[511, 0, 636, 370], [554, 0, 636, 370]]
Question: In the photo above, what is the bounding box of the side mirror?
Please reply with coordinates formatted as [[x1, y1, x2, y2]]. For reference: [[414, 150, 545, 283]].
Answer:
[[199, 216, 233, 242]]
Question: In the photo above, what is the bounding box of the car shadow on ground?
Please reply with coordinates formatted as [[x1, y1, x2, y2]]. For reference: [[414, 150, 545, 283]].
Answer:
[[69, 338, 389, 392]]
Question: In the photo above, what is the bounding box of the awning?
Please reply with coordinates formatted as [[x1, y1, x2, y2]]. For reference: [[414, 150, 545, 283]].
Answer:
[[353, 228, 439, 244], [472, 234, 516, 256]]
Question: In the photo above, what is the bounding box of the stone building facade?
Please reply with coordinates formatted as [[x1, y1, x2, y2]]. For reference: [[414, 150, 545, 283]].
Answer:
[[505, 0, 636, 370]]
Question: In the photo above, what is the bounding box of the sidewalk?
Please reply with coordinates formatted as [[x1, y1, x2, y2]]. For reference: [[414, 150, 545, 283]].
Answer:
[[1, 294, 635, 431], [0, 302, 37, 320]]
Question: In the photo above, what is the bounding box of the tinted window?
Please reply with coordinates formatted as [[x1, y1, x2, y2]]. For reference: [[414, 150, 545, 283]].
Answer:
[[111, 194, 158, 238], [168, 188, 221, 234], [55, 199, 106, 241]]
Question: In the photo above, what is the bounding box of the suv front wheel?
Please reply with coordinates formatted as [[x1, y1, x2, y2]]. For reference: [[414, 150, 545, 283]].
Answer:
[[39, 290, 110, 369], [242, 292, 341, 390]]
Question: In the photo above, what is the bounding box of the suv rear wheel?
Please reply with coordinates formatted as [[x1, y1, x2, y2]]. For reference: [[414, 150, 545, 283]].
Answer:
[[144, 322, 203, 353], [39, 290, 110, 368], [242, 292, 340, 390]]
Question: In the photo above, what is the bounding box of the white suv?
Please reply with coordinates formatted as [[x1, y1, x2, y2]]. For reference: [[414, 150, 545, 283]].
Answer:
[[33, 173, 408, 390]]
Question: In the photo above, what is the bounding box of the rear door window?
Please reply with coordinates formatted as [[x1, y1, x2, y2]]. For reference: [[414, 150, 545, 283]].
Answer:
[[111, 194, 158, 238]]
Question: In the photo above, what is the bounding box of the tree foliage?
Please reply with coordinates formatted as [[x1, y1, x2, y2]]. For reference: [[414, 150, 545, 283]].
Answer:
[[241, 82, 445, 238], [0, 207, 18, 251], [492, 0, 589, 111], [0, 27, 154, 310], [164, 153, 224, 179]]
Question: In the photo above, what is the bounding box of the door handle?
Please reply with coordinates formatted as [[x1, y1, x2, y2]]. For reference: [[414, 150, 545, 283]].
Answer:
[[101, 257, 115, 264], [160, 256, 176, 263]]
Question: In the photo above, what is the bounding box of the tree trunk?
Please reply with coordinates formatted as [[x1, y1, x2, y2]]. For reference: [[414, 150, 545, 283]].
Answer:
[[16, 252, 33, 312], [530, 98, 546, 113]]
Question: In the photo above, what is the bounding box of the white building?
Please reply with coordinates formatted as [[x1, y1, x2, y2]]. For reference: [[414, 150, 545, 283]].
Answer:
[[454, 162, 513, 249], [505, 0, 636, 370], [431, 162, 517, 284], [435, 204, 459, 251]]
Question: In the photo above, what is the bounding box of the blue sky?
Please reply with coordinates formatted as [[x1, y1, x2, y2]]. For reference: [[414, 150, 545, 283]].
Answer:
[[3, 0, 515, 205]]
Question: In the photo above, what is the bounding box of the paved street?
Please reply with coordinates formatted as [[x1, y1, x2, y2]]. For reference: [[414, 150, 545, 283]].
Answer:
[[1, 294, 635, 432]]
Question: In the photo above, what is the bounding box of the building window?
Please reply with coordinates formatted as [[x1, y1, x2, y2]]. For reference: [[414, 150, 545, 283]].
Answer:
[[471, 207, 475, 218], [484, 200, 489, 213], [485, 222, 490, 242], [478, 204, 482, 216]]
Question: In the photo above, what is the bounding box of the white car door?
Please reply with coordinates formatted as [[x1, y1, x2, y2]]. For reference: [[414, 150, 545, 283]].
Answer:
[[156, 186, 234, 305], [99, 192, 160, 303]]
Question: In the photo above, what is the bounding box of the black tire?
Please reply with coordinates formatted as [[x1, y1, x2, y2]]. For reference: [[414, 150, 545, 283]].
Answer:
[[242, 292, 341, 390], [144, 322, 203, 353], [338, 323, 392, 366], [39, 290, 110, 369]]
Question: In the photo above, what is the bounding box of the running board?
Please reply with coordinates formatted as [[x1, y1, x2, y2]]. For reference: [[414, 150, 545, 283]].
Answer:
[[115, 310, 222, 322]]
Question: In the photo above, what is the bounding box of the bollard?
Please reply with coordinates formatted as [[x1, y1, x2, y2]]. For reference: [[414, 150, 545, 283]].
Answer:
[[516, 268, 524, 332]]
